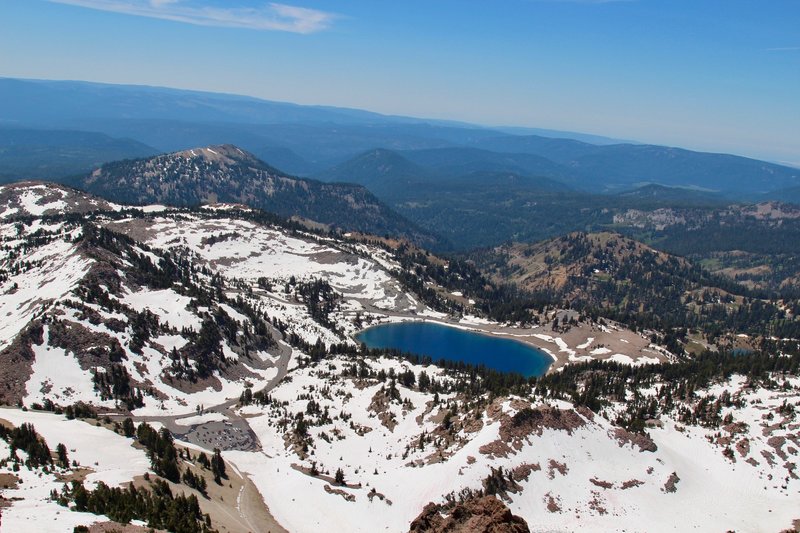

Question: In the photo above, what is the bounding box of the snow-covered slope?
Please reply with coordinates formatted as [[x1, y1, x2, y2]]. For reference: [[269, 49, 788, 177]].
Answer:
[[0, 183, 436, 417], [226, 355, 799, 533], [0, 408, 152, 532], [1, 181, 797, 532], [0, 181, 120, 219]]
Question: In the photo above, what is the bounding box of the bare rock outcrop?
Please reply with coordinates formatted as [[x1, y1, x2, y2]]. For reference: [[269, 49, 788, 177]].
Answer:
[[409, 496, 530, 533], [481, 405, 587, 457], [613, 427, 658, 452], [0, 321, 43, 404]]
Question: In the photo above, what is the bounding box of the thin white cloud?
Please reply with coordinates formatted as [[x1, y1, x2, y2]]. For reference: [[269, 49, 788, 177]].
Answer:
[[45, 0, 337, 34]]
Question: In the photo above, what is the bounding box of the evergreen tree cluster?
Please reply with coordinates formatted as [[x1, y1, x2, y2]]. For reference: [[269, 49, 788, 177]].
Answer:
[[340, 349, 533, 398], [28, 398, 97, 420], [93, 364, 145, 409], [136, 423, 181, 483], [56, 479, 215, 533], [292, 278, 341, 329], [0, 422, 52, 468]]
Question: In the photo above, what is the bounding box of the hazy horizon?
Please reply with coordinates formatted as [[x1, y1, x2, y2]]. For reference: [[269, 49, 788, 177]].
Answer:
[[1, 0, 798, 164]]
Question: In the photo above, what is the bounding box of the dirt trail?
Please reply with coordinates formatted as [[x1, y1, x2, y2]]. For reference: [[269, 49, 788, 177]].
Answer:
[[112, 321, 294, 532], [237, 475, 288, 533]]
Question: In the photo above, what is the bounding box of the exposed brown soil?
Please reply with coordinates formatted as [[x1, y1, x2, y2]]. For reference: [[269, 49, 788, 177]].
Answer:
[[768, 436, 789, 460], [589, 491, 608, 515], [480, 405, 588, 458], [511, 463, 540, 482], [736, 438, 751, 457], [54, 467, 94, 484], [544, 492, 561, 513], [0, 473, 19, 489], [368, 388, 398, 432], [478, 439, 513, 458], [48, 318, 126, 370], [590, 477, 614, 489], [88, 522, 166, 533], [324, 483, 356, 502]]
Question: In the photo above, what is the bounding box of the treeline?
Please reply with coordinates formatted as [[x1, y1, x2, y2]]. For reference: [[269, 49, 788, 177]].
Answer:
[[392, 245, 545, 325], [470, 232, 800, 340], [337, 346, 533, 398], [93, 364, 145, 409], [292, 277, 341, 329], [135, 421, 227, 487], [28, 399, 98, 420]]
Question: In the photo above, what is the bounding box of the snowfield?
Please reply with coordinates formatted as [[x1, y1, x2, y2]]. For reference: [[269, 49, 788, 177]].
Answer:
[[131, 216, 400, 302], [0, 408, 151, 532], [0, 234, 91, 350], [26, 328, 116, 409]]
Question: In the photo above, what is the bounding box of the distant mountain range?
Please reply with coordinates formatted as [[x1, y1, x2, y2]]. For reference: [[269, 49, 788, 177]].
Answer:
[[2, 77, 798, 198], [316, 148, 573, 197], [312, 147, 738, 250], [466, 135, 800, 194]]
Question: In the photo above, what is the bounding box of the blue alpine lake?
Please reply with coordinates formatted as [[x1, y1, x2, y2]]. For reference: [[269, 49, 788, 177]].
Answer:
[[355, 321, 552, 377]]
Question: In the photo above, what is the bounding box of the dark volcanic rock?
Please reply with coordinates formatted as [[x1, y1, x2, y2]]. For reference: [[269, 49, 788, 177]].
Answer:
[[613, 427, 658, 452], [409, 496, 530, 533], [0, 321, 43, 404]]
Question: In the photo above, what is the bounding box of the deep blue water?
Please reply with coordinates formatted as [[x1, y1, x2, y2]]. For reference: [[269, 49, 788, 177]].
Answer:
[[355, 321, 552, 377]]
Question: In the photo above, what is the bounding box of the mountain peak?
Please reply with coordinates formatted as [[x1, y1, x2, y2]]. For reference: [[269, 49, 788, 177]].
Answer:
[[174, 144, 250, 161], [158, 144, 268, 170], [77, 148, 440, 246]]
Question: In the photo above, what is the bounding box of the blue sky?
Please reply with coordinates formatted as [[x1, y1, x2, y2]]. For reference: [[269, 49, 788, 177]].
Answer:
[[1, 0, 798, 163]]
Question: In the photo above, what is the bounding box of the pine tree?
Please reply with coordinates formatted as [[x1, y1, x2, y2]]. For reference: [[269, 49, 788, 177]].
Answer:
[[56, 443, 69, 468], [122, 418, 135, 438], [211, 448, 226, 484]]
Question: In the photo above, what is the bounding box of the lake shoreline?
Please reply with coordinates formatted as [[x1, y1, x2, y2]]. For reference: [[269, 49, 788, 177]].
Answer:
[[351, 310, 670, 373]]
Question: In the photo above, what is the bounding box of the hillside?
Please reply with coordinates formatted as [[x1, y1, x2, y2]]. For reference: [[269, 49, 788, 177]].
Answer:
[[318, 148, 572, 197], [0, 181, 120, 218], [616, 183, 725, 205], [613, 202, 800, 292], [0, 126, 158, 183], [0, 183, 797, 532], [473, 232, 800, 345], [74, 144, 440, 247], [315, 148, 429, 195]]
